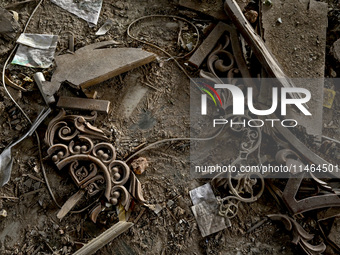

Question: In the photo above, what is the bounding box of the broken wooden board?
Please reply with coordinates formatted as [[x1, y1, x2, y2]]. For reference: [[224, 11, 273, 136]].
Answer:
[[57, 96, 110, 113], [189, 22, 230, 68], [261, 0, 328, 136], [73, 221, 134, 255], [42, 41, 156, 95], [178, 0, 250, 21]]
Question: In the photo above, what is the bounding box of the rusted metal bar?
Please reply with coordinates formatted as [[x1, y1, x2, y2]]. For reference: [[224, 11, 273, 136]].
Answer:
[[56, 96, 110, 113], [73, 221, 134, 255]]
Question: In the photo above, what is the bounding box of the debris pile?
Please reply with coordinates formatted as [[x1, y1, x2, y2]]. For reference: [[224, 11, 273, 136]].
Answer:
[[0, 0, 339, 254]]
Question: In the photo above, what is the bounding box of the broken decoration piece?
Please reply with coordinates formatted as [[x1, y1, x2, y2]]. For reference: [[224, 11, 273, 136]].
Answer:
[[11, 33, 58, 68]]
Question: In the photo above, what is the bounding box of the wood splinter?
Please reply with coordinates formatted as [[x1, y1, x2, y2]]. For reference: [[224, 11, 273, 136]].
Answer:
[[73, 221, 134, 255]]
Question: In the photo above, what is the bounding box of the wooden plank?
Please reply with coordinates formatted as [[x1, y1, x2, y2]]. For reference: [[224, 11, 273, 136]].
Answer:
[[73, 221, 134, 255], [42, 41, 156, 95], [57, 96, 110, 113]]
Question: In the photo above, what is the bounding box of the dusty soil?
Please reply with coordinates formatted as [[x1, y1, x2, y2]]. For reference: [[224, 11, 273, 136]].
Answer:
[[0, 0, 339, 255]]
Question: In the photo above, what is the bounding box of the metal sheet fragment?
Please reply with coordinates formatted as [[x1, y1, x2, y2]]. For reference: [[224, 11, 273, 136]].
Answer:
[[12, 33, 58, 68], [50, 0, 102, 25], [190, 184, 226, 237]]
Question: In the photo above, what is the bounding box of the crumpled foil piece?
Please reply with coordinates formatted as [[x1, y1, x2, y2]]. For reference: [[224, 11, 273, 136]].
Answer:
[[50, 0, 102, 25], [11, 33, 58, 68]]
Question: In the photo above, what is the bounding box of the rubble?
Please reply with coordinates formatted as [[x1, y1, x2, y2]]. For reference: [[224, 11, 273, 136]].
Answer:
[[244, 10, 258, 24], [34, 72, 55, 105], [324, 88, 336, 109], [0, 0, 339, 254], [96, 19, 114, 36], [0, 209, 7, 218]]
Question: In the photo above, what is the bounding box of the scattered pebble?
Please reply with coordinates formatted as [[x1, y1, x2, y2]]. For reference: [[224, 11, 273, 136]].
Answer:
[[263, 0, 272, 7], [0, 209, 7, 218], [244, 10, 258, 24], [131, 157, 148, 175], [167, 200, 175, 208]]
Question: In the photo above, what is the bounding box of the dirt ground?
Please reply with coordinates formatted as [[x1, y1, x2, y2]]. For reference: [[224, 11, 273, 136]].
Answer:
[[0, 0, 339, 254]]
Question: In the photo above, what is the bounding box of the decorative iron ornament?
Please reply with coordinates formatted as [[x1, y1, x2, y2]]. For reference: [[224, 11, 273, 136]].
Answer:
[[45, 110, 146, 222], [267, 214, 326, 254], [212, 113, 264, 223]]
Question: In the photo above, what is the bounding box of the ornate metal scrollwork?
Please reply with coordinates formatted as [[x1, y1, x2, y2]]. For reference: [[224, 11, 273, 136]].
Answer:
[[45, 110, 146, 222], [213, 113, 264, 223]]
